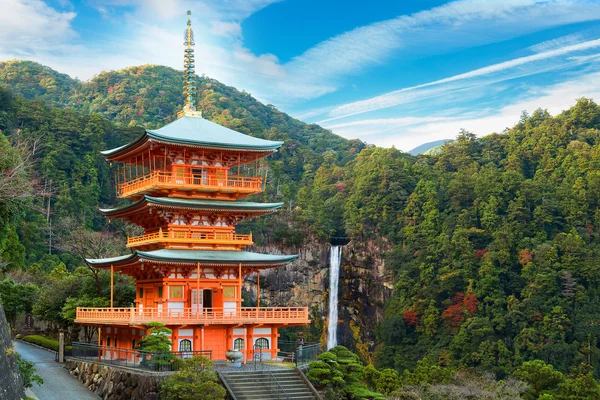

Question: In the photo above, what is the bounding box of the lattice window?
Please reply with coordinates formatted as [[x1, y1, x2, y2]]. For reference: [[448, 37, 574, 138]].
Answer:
[[234, 338, 244, 350], [255, 337, 269, 350], [179, 339, 192, 352]]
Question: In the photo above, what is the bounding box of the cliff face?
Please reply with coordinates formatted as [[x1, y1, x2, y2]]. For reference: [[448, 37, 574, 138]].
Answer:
[[0, 299, 26, 400], [245, 241, 393, 361]]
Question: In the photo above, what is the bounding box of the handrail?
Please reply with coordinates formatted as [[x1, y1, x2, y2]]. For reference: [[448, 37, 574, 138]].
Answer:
[[117, 170, 263, 197], [75, 306, 310, 325], [267, 370, 291, 400], [295, 367, 323, 400], [127, 230, 253, 247], [217, 371, 238, 400], [68, 342, 212, 372]]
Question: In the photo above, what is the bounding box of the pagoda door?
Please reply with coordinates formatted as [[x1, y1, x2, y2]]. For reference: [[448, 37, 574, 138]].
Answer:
[[191, 289, 203, 315], [173, 166, 186, 185], [215, 168, 226, 187], [145, 288, 155, 309]]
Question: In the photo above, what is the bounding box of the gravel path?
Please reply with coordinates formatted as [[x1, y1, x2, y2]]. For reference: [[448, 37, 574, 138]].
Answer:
[[13, 341, 100, 400]]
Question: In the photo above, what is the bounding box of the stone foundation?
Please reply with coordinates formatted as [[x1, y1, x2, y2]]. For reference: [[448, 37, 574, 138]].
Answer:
[[65, 359, 167, 400]]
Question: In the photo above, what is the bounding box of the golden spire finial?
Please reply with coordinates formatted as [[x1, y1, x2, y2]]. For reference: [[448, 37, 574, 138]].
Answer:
[[180, 10, 201, 118]]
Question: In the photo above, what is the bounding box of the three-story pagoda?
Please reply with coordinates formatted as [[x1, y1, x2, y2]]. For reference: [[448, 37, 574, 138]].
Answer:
[[74, 11, 309, 362]]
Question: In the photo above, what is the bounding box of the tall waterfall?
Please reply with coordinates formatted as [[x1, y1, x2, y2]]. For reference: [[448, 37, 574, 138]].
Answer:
[[327, 245, 342, 350]]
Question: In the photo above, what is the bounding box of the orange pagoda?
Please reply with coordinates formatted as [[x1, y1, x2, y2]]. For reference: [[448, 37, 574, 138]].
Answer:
[[74, 11, 309, 362]]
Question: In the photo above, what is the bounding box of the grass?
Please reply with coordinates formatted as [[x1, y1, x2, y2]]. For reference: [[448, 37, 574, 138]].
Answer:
[[21, 335, 72, 352], [264, 361, 295, 369]]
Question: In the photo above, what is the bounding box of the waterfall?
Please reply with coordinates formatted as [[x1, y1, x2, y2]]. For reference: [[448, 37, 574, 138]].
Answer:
[[327, 245, 342, 350]]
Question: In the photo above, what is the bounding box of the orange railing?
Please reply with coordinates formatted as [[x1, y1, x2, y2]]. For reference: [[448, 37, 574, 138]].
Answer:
[[117, 171, 263, 198], [126, 230, 253, 248], [75, 306, 310, 325]]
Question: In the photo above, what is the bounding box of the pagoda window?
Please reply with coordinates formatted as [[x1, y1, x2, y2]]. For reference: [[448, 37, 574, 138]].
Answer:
[[234, 338, 244, 350], [179, 339, 192, 352], [158, 287, 163, 298], [132, 339, 136, 349], [169, 286, 184, 299], [139, 288, 144, 298], [255, 338, 269, 350], [107, 337, 111, 347]]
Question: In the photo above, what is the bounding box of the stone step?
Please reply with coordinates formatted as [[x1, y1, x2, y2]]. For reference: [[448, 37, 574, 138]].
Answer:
[[230, 384, 307, 392], [238, 394, 315, 400], [220, 369, 317, 400]]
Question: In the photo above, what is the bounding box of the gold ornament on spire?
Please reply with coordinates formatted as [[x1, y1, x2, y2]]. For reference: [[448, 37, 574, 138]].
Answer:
[[179, 10, 202, 118]]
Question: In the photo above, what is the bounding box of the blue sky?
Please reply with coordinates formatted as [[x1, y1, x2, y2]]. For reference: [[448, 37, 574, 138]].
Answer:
[[3, 1, 600, 150]]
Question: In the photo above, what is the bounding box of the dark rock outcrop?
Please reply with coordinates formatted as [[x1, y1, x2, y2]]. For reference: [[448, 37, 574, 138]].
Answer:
[[0, 298, 26, 400]]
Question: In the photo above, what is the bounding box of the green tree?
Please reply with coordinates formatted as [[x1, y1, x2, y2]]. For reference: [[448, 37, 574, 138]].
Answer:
[[159, 356, 226, 400]]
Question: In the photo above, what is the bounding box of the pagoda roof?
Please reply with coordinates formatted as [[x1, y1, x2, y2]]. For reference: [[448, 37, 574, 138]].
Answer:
[[100, 196, 283, 217], [101, 115, 283, 159], [86, 249, 297, 269]]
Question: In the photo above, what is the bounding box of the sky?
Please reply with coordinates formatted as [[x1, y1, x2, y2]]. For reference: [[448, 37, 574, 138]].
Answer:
[[2, 1, 600, 151]]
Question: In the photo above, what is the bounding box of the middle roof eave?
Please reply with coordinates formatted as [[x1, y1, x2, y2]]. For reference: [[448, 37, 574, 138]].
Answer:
[[99, 196, 284, 216], [85, 250, 298, 268]]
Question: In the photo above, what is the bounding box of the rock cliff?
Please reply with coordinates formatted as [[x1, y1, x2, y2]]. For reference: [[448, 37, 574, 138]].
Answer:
[[245, 240, 393, 361], [0, 299, 26, 400]]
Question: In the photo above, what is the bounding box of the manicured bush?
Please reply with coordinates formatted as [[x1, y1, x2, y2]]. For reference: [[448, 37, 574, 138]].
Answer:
[[21, 335, 72, 352], [22, 335, 60, 351]]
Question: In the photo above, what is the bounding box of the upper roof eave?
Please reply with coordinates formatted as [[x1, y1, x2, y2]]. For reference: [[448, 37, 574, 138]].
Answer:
[[101, 116, 284, 159]]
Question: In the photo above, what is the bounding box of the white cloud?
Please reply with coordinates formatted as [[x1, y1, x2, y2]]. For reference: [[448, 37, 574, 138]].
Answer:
[[0, 0, 76, 57], [346, 71, 600, 152], [282, 0, 600, 101], [529, 33, 585, 53], [209, 21, 241, 38], [323, 38, 600, 122]]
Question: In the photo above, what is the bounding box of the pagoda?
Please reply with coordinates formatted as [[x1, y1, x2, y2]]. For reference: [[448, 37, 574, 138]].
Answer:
[[75, 11, 309, 362]]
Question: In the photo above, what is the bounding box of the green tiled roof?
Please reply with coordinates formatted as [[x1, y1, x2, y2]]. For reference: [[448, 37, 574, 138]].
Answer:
[[101, 115, 283, 156], [86, 250, 297, 267], [100, 196, 283, 215]]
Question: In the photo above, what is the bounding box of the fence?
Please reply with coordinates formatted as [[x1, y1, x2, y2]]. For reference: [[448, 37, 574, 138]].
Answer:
[[294, 344, 321, 368], [67, 342, 212, 372]]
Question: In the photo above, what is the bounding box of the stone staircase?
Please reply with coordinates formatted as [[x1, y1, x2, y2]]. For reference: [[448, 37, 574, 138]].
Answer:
[[219, 369, 319, 400]]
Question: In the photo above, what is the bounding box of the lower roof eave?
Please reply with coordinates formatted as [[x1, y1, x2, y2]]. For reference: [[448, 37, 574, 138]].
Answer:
[[85, 250, 298, 269]]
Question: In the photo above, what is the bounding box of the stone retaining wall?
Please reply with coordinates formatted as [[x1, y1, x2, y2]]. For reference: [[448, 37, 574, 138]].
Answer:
[[65, 359, 167, 400], [0, 299, 26, 400]]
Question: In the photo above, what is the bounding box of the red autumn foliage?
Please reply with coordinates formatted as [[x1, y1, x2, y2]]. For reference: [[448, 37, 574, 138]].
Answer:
[[519, 249, 533, 265], [138, 109, 144, 117], [441, 293, 478, 328], [335, 182, 347, 192], [475, 249, 488, 260], [403, 310, 419, 327]]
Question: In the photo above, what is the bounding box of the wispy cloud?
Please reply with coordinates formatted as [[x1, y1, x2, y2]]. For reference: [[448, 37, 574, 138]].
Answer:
[[341, 71, 600, 152], [322, 38, 600, 122], [281, 0, 600, 101], [0, 0, 76, 57], [529, 33, 585, 53]]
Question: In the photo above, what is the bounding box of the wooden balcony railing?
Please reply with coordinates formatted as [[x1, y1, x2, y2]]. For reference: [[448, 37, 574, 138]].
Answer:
[[75, 306, 310, 326], [126, 230, 253, 248], [117, 171, 263, 198]]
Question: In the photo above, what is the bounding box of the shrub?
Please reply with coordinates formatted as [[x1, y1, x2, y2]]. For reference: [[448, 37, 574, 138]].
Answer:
[[21, 335, 72, 353], [159, 356, 226, 400], [22, 335, 59, 351], [362, 364, 381, 389], [15, 352, 43, 389], [375, 368, 400, 395]]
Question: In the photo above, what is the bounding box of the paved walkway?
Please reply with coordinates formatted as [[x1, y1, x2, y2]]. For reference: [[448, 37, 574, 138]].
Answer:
[[13, 341, 100, 400]]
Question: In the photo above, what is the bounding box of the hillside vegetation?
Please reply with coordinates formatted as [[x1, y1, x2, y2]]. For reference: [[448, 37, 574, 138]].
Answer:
[[2, 60, 600, 398]]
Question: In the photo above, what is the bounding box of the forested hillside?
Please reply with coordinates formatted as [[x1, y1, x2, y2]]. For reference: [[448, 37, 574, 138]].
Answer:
[[3, 59, 600, 398]]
